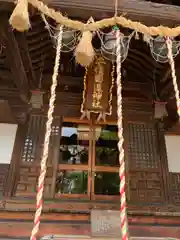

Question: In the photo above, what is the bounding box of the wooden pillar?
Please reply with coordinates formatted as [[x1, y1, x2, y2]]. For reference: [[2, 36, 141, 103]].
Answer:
[[49, 117, 62, 198], [155, 121, 171, 204], [124, 120, 130, 202], [4, 124, 27, 197], [0, 164, 9, 197]]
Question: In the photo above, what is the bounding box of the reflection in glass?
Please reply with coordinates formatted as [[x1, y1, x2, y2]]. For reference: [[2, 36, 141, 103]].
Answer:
[[95, 125, 119, 166], [59, 123, 89, 165], [94, 172, 119, 195], [56, 170, 88, 194]]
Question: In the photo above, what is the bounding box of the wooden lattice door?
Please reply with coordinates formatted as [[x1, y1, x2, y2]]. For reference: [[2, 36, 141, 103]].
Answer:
[[128, 122, 165, 203], [55, 119, 92, 199], [15, 114, 61, 198]]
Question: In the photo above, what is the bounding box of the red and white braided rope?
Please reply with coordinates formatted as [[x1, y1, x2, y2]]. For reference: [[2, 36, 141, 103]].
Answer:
[[166, 37, 180, 118], [115, 28, 129, 240], [30, 25, 63, 240]]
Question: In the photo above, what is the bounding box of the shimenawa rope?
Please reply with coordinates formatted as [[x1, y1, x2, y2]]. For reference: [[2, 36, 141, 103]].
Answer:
[[10, 0, 180, 37]]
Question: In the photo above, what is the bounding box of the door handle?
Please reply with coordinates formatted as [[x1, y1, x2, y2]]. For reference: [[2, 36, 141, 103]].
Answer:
[[88, 171, 92, 178], [88, 171, 96, 178]]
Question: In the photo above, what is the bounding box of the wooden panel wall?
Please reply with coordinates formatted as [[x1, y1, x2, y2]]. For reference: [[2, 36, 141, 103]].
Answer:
[[128, 122, 165, 203], [0, 125, 22, 197], [15, 114, 61, 198], [0, 164, 9, 196], [157, 125, 180, 206], [170, 173, 180, 204], [9, 75, 172, 207], [13, 87, 157, 201]]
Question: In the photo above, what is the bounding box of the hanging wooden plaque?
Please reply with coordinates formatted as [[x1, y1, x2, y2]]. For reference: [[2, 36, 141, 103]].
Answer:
[[81, 55, 114, 121]]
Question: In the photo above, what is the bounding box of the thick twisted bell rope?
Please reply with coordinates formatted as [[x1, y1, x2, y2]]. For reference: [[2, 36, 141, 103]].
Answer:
[[30, 25, 63, 240], [115, 27, 129, 240], [166, 37, 180, 118]]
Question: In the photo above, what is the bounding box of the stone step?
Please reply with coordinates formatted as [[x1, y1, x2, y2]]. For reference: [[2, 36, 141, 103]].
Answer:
[[1, 238, 176, 240], [41, 236, 176, 240]]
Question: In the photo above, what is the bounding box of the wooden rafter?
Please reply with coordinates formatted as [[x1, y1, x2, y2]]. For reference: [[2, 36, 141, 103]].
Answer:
[[0, 15, 30, 103], [155, 51, 180, 100], [0, 99, 16, 123], [159, 66, 180, 99], [155, 64, 171, 99], [164, 97, 179, 130], [14, 32, 36, 89]]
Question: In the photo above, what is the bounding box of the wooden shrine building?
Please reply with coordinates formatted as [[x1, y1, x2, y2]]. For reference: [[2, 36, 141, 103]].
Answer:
[[1, 0, 180, 239]]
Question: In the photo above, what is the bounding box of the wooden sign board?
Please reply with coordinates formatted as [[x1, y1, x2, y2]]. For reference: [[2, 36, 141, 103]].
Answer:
[[82, 56, 113, 116]]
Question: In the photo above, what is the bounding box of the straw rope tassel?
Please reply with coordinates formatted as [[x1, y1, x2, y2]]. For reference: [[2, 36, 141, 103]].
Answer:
[[166, 37, 180, 118], [30, 25, 63, 240], [9, 0, 30, 32], [115, 28, 129, 240]]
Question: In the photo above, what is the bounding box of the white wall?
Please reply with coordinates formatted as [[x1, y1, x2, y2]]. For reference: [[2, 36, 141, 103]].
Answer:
[[0, 123, 17, 164], [165, 135, 180, 173]]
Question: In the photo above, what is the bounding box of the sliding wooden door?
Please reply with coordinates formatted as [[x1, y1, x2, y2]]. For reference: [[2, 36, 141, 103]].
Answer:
[[55, 119, 127, 201]]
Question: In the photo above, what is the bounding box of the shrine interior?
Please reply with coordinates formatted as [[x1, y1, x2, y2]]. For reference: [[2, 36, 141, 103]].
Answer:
[[1, 0, 180, 239]]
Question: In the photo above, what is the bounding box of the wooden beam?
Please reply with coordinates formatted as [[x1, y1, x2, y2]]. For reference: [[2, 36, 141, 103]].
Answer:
[[0, 16, 30, 103], [0, 100, 16, 123], [159, 69, 180, 99], [0, 72, 153, 103], [163, 97, 178, 131], [44, 0, 180, 26], [0, 85, 152, 105], [159, 68, 171, 84], [1, 0, 180, 26], [159, 78, 173, 99], [42, 74, 153, 99], [156, 65, 171, 99], [159, 55, 180, 99]]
